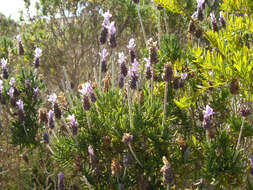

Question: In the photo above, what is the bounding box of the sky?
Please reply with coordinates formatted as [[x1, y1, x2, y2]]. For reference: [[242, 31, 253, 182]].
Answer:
[[0, 0, 38, 21]]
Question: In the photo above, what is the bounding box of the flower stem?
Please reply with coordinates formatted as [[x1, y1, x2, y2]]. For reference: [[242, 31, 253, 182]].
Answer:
[[86, 111, 91, 128], [137, 4, 147, 46], [128, 144, 143, 168], [127, 86, 134, 129], [236, 117, 245, 150], [162, 82, 168, 127], [158, 10, 161, 47]]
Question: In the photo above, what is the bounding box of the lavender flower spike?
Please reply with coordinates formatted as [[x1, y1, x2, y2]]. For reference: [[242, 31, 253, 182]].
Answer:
[[67, 114, 78, 135], [34, 47, 42, 68], [144, 58, 152, 80], [16, 99, 24, 111], [203, 105, 215, 120], [58, 172, 65, 190], [197, 0, 204, 10], [17, 99, 25, 121], [219, 11, 226, 29], [88, 145, 95, 156], [210, 12, 219, 32], [8, 87, 14, 98], [1, 58, 9, 79], [48, 110, 55, 129], [109, 21, 117, 48], [109, 21, 116, 35]]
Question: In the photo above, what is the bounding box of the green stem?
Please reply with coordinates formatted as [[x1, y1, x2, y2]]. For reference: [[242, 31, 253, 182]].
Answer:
[[158, 10, 161, 47], [162, 82, 168, 127], [127, 86, 134, 129], [137, 4, 147, 45], [236, 117, 245, 150], [128, 144, 143, 167], [86, 111, 91, 128]]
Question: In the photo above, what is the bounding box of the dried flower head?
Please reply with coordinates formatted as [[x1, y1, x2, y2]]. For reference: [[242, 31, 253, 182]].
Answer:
[[122, 133, 133, 145], [111, 159, 121, 177], [162, 62, 173, 82], [161, 156, 173, 185], [239, 105, 252, 117]]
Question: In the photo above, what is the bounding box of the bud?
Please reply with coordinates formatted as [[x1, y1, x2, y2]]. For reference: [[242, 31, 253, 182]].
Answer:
[[120, 62, 128, 77], [118, 74, 124, 89], [58, 172, 65, 190], [109, 22, 117, 48], [148, 38, 158, 65], [130, 73, 138, 90], [54, 103, 62, 119], [82, 95, 90, 111], [210, 12, 219, 32], [48, 110, 55, 129], [130, 50, 136, 63], [101, 60, 107, 73], [39, 108, 48, 124], [43, 131, 49, 144], [100, 27, 108, 45], [122, 133, 133, 145], [229, 79, 239, 94], [188, 21, 196, 34], [219, 11, 226, 29], [162, 62, 173, 82]]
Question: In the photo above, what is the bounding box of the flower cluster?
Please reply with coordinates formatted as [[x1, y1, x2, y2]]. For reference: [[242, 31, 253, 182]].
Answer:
[[79, 82, 96, 111], [34, 48, 42, 68]]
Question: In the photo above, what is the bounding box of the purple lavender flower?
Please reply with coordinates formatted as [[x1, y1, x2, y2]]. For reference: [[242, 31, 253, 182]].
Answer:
[[16, 99, 24, 111], [100, 49, 108, 73], [127, 38, 136, 63], [79, 82, 92, 111], [109, 21, 117, 48], [219, 11, 226, 29], [17, 35, 24, 56], [67, 114, 78, 136], [34, 48, 42, 68], [203, 105, 215, 120], [17, 99, 25, 121], [1, 58, 9, 79], [48, 110, 55, 129], [8, 87, 14, 98], [118, 74, 124, 89], [119, 52, 127, 77], [127, 38, 136, 50], [210, 12, 219, 32], [197, 0, 204, 21], [48, 93, 58, 104], [102, 10, 112, 27], [129, 59, 139, 90], [181, 73, 188, 80], [144, 58, 152, 80], [9, 77, 15, 86], [43, 131, 49, 144], [58, 172, 65, 190], [132, 0, 139, 4], [33, 88, 39, 99]]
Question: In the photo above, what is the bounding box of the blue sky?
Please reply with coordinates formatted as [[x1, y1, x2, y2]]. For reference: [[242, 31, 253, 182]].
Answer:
[[0, 0, 38, 21]]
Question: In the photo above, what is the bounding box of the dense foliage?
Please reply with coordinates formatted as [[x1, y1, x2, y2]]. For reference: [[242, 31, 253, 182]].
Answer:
[[0, 0, 252, 189]]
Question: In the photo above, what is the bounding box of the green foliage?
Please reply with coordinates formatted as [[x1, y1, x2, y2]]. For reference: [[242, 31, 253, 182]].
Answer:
[[10, 70, 45, 147]]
